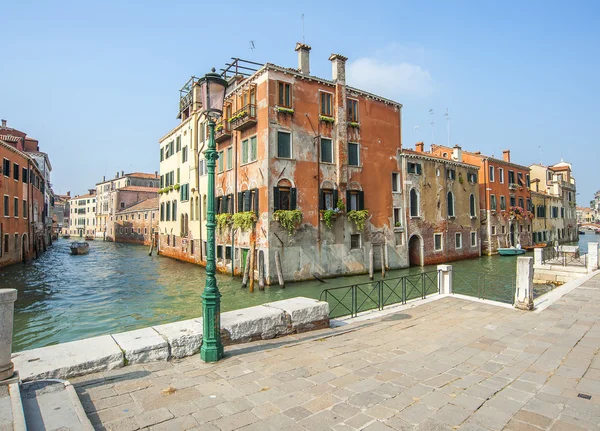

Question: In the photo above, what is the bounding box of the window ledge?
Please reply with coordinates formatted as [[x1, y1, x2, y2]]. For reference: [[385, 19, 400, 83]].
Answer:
[[320, 161, 335, 165], [394, 227, 404, 232], [470, 216, 477, 219], [448, 216, 456, 219], [410, 216, 421, 219], [275, 157, 296, 161]]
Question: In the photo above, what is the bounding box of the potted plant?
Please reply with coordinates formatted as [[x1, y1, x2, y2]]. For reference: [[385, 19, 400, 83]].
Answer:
[[216, 213, 232, 232], [231, 211, 257, 231], [347, 209, 369, 230], [273, 210, 303, 235]]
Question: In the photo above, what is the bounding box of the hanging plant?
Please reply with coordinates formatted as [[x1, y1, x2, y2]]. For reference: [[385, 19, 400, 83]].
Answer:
[[336, 198, 345, 212], [273, 210, 303, 235], [216, 213, 232, 232], [348, 121, 360, 128], [319, 115, 335, 123], [276, 106, 295, 114], [458, 175, 464, 184], [347, 210, 369, 231], [174, 183, 181, 191], [321, 209, 337, 229], [232, 211, 257, 231]]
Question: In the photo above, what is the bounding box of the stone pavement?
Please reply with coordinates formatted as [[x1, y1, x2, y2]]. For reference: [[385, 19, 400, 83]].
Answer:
[[71, 274, 600, 431]]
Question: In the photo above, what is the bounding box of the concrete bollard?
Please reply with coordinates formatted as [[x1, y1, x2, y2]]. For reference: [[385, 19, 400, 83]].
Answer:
[[514, 257, 534, 310], [587, 242, 599, 272], [437, 265, 453, 295], [0, 289, 17, 380], [534, 248, 543, 266]]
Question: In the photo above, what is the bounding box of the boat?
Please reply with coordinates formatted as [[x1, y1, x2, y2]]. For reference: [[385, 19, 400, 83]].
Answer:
[[70, 242, 89, 255], [84, 235, 95, 241], [579, 231, 585, 235], [498, 247, 526, 256], [62, 234, 71, 239]]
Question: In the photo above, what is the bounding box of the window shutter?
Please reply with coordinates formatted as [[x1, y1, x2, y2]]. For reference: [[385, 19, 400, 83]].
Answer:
[[273, 187, 280, 211], [253, 189, 259, 216], [244, 191, 251, 212], [319, 189, 325, 210], [291, 188, 297, 210], [237, 192, 243, 212], [358, 191, 365, 210], [333, 189, 339, 207], [346, 190, 351, 208], [215, 197, 221, 214]]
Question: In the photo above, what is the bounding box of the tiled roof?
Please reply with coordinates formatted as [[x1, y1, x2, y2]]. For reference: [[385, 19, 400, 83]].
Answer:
[[71, 193, 95, 200], [125, 172, 159, 179], [401, 149, 480, 169], [117, 197, 159, 213], [119, 186, 159, 193]]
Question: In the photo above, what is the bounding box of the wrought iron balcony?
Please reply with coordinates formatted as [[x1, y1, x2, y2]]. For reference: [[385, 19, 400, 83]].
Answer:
[[215, 120, 231, 143], [229, 104, 257, 131]]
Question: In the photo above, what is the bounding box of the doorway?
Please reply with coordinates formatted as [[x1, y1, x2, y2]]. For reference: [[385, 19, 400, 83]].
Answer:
[[408, 235, 423, 266]]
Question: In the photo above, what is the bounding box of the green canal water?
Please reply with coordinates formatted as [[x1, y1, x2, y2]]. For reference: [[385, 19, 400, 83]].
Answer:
[[3, 235, 595, 352]]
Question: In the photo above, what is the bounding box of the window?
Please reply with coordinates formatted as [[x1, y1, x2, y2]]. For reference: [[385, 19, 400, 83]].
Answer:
[[490, 195, 497, 211], [180, 184, 190, 201], [510, 196, 516, 207], [23, 200, 27, 218], [434, 234, 443, 251], [348, 142, 360, 166], [14, 198, 18, 217], [182, 146, 188, 163], [447, 192, 455, 217], [218, 151, 224, 172], [4, 234, 8, 253], [2, 159, 9, 177], [278, 82, 291, 108], [410, 189, 419, 217], [346, 190, 364, 211], [250, 136, 257, 162], [500, 196, 506, 210], [199, 159, 206, 176], [492, 226, 497, 235], [277, 131, 292, 158], [407, 162, 422, 175], [22, 168, 28, 184], [177, 168, 180, 184], [498, 168, 504, 184], [526, 174, 530, 188], [176, 136, 181, 152], [518, 197, 524, 209], [241, 139, 248, 164], [501, 225, 506, 234], [225, 246, 232, 260], [321, 138, 333, 163], [393, 208, 402, 227], [226, 147, 233, 170], [350, 234, 361, 249], [508, 170, 515, 185], [166, 201, 171, 221], [455, 233, 462, 249], [447, 169, 456, 180], [319, 188, 337, 210], [274, 186, 296, 211], [172, 200, 177, 221], [471, 232, 477, 247], [160, 148, 164, 161], [469, 194, 476, 217], [3, 196, 8, 217], [13, 163, 19, 181], [392, 173, 400, 192], [467, 172, 477, 183], [320, 92, 333, 116], [489, 166, 494, 182], [348, 99, 358, 122], [517, 172, 524, 186]]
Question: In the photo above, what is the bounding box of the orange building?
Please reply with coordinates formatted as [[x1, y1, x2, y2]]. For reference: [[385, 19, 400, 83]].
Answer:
[[430, 145, 533, 255], [159, 44, 408, 283], [114, 197, 158, 246]]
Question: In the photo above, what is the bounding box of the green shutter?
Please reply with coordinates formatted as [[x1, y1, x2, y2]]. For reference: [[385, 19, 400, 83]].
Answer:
[[242, 140, 248, 164], [291, 188, 297, 210], [237, 192, 243, 212], [250, 136, 257, 161], [358, 191, 365, 210], [273, 187, 280, 211]]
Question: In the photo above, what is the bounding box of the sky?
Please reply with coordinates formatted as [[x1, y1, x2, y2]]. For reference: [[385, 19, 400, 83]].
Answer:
[[2, 0, 599, 205]]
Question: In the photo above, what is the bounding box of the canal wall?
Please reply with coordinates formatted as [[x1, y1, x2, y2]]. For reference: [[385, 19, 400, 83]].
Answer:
[[12, 297, 329, 382]]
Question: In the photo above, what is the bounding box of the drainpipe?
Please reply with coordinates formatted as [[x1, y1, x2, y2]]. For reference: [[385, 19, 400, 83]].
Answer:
[[232, 132, 237, 277], [317, 135, 321, 247], [483, 158, 491, 255]]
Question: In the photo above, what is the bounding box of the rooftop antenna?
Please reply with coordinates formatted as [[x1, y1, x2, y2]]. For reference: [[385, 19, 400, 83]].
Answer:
[[301, 14, 305, 43], [429, 108, 435, 144], [538, 145, 542, 164], [444, 108, 451, 147], [249, 40, 255, 54]]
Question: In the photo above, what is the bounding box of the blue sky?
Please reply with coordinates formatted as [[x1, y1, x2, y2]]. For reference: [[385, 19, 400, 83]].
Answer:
[[3, 0, 599, 204]]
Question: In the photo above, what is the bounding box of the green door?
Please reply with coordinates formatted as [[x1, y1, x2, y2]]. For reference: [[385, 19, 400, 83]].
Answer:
[[241, 249, 249, 272]]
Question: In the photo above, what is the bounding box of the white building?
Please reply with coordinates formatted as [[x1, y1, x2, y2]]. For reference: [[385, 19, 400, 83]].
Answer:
[[68, 192, 97, 237]]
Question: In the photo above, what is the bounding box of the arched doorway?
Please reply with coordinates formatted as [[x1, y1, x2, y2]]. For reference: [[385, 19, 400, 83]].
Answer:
[[408, 235, 423, 266]]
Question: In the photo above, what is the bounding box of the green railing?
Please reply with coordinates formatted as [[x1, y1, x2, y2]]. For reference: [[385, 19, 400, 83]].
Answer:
[[319, 271, 440, 319], [452, 272, 516, 304]]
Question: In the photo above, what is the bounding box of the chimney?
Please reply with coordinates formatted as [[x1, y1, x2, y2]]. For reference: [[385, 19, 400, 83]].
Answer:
[[67, 191, 70, 197], [503, 150, 510, 162], [415, 142, 424, 152], [121, 170, 125, 177], [115, 172, 119, 179], [155, 171, 158, 178], [329, 53, 348, 83], [103, 175, 106, 182], [295, 43, 311, 75], [452, 145, 463, 162], [1, 119, 6, 128]]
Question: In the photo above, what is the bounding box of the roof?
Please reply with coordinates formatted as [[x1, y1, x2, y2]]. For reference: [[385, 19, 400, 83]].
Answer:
[[125, 172, 159, 179], [71, 193, 95, 200], [117, 197, 159, 213], [401, 149, 480, 170], [118, 186, 159, 193]]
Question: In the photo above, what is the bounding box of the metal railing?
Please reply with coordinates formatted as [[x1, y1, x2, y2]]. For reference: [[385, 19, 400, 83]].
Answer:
[[230, 104, 257, 125], [453, 272, 516, 304], [319, 271, 439, 319], [541, 247, 587, 267]]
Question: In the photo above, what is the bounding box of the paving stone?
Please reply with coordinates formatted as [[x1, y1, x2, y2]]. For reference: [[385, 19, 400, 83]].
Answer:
[[299, 410, 343, 430], [397, 403, 436, 425], [213, 411, 258, 431], [135, 407, 174, 428], [432, 403, 470, 427], [147, 414, 198, 431], [522, 398, 561, 420], [345, 413, 375, 429], [347, 391, 386, 409], [283, 406, 313, 421], [365, 404, 396, 420], [362, 421, 396, 431], [466, 406, 512, 430], [191, 406, 222, 424]]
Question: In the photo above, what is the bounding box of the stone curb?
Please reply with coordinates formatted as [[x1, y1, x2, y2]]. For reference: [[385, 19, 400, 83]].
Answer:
[[12, 297, 329, 381]]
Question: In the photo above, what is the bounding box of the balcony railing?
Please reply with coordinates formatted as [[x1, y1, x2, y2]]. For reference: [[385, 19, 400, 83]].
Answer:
[[215, 120, 231, 143], [229, 104, 257, 131], [508, 183, 517, 190]]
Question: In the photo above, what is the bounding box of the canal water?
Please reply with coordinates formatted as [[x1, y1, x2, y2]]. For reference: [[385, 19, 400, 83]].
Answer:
[[3, 236, 595, 352]]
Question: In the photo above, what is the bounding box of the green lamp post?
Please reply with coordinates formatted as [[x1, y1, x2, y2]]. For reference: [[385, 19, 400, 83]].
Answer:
[[198, 68, 228, 362]]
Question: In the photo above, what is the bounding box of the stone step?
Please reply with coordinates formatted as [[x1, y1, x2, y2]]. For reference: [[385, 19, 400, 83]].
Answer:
[[0, 381, 27, 431], [20, 380, 93, 431]]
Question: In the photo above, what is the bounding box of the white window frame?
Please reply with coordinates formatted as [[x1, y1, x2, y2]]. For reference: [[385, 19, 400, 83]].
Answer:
[[471, 231, 477, 247], [434, 233, 443, 251], [489, 166, 495, 182], [393, 207, 402, 228], [392, 173, 401, 193], [277, 130, 293, 159], [348, 142, 360, 167], [318, 90, 334, 117], [455, 232, 462, 249], [491, 225, 497, 235], [499, 168, 504, 184], [320, 137, 334, 164]]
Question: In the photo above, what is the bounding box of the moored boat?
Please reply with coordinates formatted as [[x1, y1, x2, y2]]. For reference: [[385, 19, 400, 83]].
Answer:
[[84, 235, 95, 241], [62, 234, 71, 239], [578, 231, 585, 235], [70, 242, 89, 255], [498, 247, 526, 256]]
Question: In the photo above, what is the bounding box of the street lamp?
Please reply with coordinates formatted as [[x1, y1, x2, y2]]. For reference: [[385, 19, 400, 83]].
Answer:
[[198, 68, 228, 362]]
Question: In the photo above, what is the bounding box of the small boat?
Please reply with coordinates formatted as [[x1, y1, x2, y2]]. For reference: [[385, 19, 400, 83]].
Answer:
[[498, 247, 526, 256], [578, 231, 585, 235], [62, 234, 71, 239], [70, 242, 89, 255], [84, 235, 95, 241]]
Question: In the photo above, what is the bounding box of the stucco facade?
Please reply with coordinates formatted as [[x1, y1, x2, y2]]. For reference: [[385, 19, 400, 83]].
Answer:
[[68, 192, 97, 237], [113, 197, 159, 245], [400, 145, 481, 266]]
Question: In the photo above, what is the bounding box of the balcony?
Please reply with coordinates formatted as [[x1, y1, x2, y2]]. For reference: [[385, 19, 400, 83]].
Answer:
[[508, 183, 517, 191], [229, 104, 257, 131], [215, 120, 231, 143]]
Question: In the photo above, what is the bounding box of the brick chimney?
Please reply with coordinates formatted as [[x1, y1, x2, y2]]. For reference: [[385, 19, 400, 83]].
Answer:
[[295, 43, 311, 75], [1, 119, 6, 128], [329, 53, 349, 187], [155, 171, 158, 178], [329, 53, 348, 83], [66, 191, 70, 197], [121, 170, 125, 177], [415, 142, 424, 152], [503, 150, 510, 162], [452, 145, 463, 162]]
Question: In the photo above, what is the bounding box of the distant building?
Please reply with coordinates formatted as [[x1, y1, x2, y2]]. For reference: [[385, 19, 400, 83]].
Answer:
[[113, 197, 159, 245], [400, 143, 481, 265], [530, 187, 562, 244], [68, 191, 97, 237], [52, 192, 71, 235], [576, 207, 594, 224], [430, 145, 533, 254]]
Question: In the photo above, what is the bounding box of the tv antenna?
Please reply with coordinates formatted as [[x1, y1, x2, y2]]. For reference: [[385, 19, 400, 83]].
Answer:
[[429, 108, 435, 144], [249, 40, 255, 53], [444, 108, 451, 147], [301, 14, 305, 43]]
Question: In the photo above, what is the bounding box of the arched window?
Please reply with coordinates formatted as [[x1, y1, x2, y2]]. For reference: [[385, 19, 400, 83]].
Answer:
[[447, 192, 455, 217], [410, 189, 419, 217], [469, 194, 476, 217]]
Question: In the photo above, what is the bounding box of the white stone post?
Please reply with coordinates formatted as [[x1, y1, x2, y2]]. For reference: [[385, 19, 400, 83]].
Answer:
[[437, 265, 453, 295], [515, 257, 534, 310], [587, 242, 599, 272], [0, 289, 17, 380], [534, 248, 543, 266]]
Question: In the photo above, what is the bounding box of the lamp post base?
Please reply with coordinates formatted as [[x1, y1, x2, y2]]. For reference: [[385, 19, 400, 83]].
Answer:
[[200, 290, 224, 362]]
